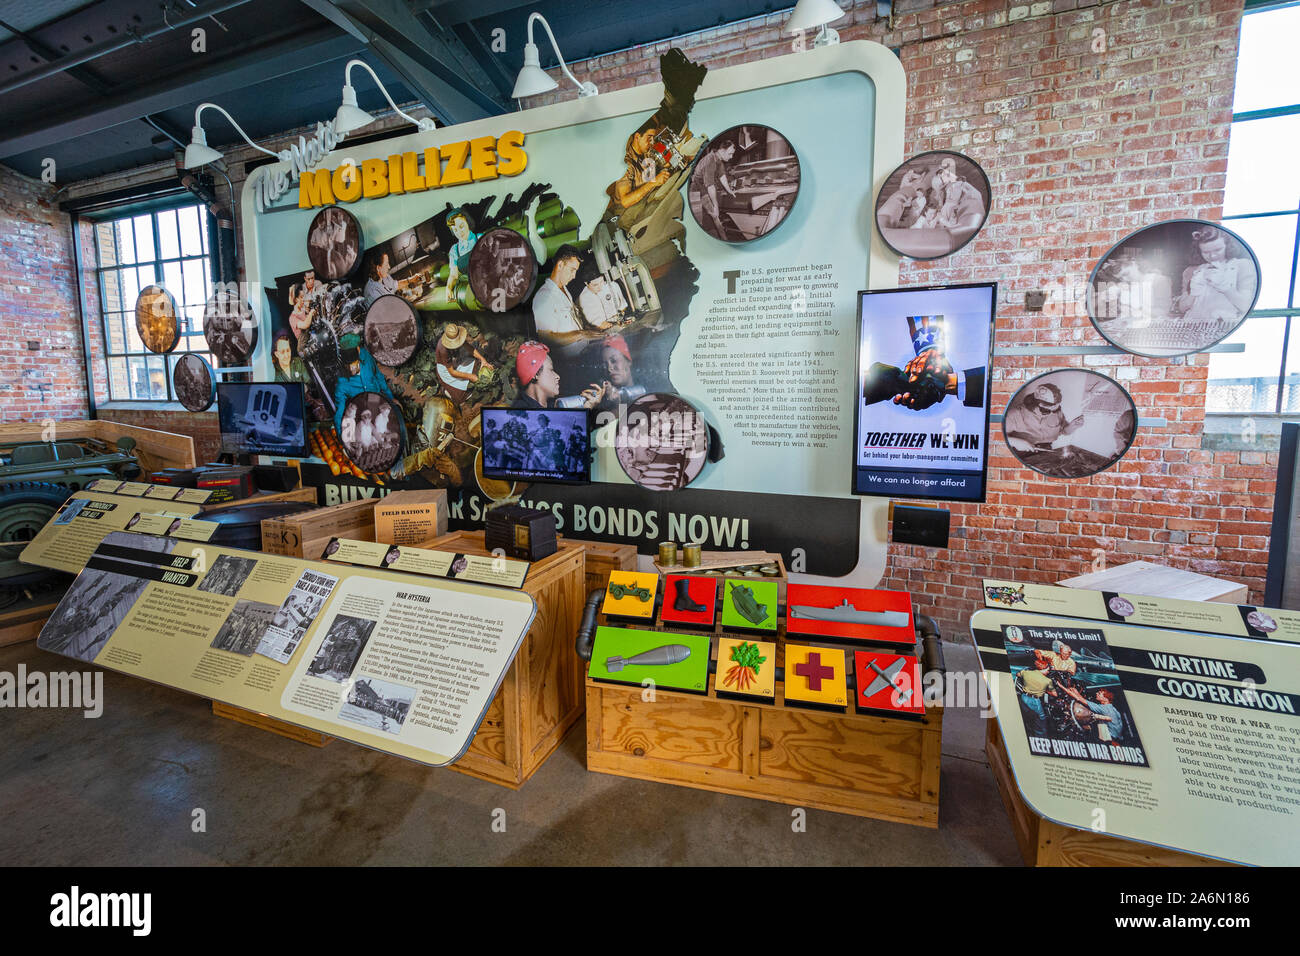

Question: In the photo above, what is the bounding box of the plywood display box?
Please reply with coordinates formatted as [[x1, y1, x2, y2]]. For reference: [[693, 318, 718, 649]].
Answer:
[[584, 593, 942, 825]]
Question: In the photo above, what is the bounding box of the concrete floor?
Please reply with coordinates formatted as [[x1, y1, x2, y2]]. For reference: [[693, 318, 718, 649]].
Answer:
[[0, 638, 1022, 865]]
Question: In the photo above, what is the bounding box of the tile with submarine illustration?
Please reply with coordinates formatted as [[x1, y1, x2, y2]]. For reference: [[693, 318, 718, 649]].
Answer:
[[854, 651, 924, 718], [782, 644, 848, 711], [601, 570, 660, 621], [715, 637, 776, 701], [659, 574, 718, 628], [588, 626, 710, 693], [784, 584, 914, 645], [720, 578, 779, 633]]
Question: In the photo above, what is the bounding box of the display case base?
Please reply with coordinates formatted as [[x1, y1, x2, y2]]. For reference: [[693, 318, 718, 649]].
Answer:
[[585, 679, 941, 825], [985, 720, 1234, 866]]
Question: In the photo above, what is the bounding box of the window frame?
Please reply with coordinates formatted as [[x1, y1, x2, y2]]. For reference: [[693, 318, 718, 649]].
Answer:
[[89, 198, 218, 408], [1208, 1, 1300, 419]]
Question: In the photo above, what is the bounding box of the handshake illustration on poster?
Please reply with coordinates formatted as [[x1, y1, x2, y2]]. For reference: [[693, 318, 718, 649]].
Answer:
[[862, 315, 986, 412]]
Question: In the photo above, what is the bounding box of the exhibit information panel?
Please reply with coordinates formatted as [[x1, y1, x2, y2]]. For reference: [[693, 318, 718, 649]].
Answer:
[[972, 584, 1300, 866], [20, 491, 206, 575], [243, 41, 906, 585], [36, 531, 536, 767]]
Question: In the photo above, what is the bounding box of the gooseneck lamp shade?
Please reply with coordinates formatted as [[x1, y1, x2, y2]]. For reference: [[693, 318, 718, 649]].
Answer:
[[513, 12, 596, 100], [182, 103, 281, 170], [339, 59, 437, 133], [334, 82, 376, 136], [183, 126, 223, 169], [785, 0, 846, 32], [512, 41, 559, 98]]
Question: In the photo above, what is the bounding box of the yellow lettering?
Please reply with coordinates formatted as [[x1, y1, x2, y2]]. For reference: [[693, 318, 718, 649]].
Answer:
[[423, 146, 441, 188], [469, 136, 498, 181], [496, 130, 528, 177], [332, 163, 362, 202], [361, 159, 388, 199], [387, 154, 404, 194], [298, 169, 334, 208], [402, 150, 426, 192], [441, 139, 472, 186]]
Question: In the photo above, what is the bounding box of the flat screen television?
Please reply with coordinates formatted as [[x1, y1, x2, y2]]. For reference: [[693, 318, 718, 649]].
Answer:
[[852, 282, 997, 502], [217, 382, 308, 457], [480, 407, 591, 485], [1266, 422, 1300, 609]]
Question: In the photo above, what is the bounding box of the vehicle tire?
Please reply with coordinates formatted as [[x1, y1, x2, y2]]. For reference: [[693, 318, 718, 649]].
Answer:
[[0, 482, 73, 543]]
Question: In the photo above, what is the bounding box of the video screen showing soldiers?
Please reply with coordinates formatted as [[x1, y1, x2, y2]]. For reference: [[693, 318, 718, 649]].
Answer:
[[481, 407, 590, 484]]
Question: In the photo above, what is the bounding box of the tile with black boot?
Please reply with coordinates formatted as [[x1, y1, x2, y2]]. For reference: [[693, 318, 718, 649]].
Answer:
[[660, 574, 717, 628]]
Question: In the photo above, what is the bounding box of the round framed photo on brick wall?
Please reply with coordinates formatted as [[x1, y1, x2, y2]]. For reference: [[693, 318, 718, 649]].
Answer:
[[875, 150, 991, 260], [1002, 369, 1138, 479], [1086, 219, 1261, 358]]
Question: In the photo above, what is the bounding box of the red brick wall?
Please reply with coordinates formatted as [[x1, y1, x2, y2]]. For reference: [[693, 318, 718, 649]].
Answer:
[[524, 0, 1269, 637], [0, 164, 88, 421]]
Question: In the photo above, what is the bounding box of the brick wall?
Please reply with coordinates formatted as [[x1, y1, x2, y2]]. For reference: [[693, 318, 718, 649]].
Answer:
[[524, 0, 1269, 638], [0, 164, 88, 421]]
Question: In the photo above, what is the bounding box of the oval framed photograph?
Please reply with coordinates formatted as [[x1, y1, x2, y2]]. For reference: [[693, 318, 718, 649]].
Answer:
[[875, 150, 991, 260], [1002, 369, 1138, 479], [688, 124, 800, 243], [615, 392, 711, 490], [307, 205, 363, 281], [134, 284, 180, 354], [1086, 219, 1261, 358], [171, 352, 216, 412], [202, 290, 257, 367], [363, 294, 422, 367], [469, 227, 538, 312], [339, 391, 403, 473]]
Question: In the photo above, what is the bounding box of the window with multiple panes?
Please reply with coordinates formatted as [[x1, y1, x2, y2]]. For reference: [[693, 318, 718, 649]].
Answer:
[[1207, 2, 1300, 415], [92, 202, 215, 404]]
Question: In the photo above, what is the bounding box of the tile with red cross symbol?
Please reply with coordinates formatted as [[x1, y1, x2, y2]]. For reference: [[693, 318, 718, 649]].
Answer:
[[782, 644, 847, 711]]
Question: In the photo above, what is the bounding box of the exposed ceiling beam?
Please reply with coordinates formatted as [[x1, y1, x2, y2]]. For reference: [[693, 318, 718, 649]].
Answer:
[[0, 0, 256, 97], [446, 20, 517, 102], [415, 0, 536, 23], [0, 26, 360, 160], [299, 0, 506, 123]]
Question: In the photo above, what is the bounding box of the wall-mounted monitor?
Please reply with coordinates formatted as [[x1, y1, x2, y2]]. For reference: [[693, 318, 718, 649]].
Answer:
[[217, 382, 308, 457], [480, 407, 591, 486], [852, 282, 997, 502]]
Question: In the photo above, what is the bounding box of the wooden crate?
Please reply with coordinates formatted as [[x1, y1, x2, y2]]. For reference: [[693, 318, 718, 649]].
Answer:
[[985, 720, 1233, 866], [425, 529, 587, 788], [256, 494, 377, 559], [566, 537, 638, 596], [584, 584, 942, 825]]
